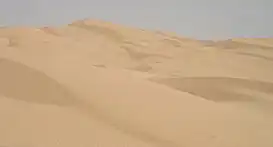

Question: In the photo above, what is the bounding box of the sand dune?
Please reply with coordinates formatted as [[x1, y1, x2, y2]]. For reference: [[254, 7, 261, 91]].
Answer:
[[151, 77, 273, 102], [1, 19, 273, 147]]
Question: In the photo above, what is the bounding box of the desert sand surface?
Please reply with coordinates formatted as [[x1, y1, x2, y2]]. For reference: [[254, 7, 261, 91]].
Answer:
[[1, 19, 273, 147]]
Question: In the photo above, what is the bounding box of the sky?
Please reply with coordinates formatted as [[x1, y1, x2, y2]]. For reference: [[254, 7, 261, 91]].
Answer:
[[0, 0, 272, 39]]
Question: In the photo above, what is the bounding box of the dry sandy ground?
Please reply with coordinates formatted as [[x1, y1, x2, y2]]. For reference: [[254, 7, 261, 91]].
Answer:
[[1, 19, 273, 147]]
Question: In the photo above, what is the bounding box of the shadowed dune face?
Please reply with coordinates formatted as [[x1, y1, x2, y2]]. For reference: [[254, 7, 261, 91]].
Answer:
[[0, 58, 78, 106], [40, 27, 60, 36], [68, 21, 124, 42], [120, 40, 171, 61], [150, 77, 273, 102], [201, 40, 273, 50], [122, 47, 170, 61], [235, 52, 273, 62]]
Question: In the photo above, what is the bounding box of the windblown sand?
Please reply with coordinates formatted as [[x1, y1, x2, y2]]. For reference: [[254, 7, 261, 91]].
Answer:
[[1, 19, 273, 147]]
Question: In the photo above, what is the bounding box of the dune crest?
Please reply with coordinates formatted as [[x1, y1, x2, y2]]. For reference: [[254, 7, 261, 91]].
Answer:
[[1, 19, 273, 147]]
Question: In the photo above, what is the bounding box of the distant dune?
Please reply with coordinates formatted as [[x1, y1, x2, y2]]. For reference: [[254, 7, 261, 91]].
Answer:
[[1, 19, 273, 147]]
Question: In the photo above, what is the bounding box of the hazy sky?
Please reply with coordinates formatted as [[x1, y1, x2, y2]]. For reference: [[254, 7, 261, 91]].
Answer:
[[0, 0, 272, 39]]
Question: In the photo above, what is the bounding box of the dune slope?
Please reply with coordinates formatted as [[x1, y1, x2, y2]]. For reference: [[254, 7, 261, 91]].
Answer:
[[1, 19, 273, 147]]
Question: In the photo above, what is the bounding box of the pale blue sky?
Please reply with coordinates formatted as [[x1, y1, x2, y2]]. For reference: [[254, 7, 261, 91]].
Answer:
[[0, 0, 272, 39]]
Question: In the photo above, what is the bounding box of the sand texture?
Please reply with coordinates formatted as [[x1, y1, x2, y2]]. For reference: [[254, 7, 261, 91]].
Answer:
[[1, 19, 273, 147]]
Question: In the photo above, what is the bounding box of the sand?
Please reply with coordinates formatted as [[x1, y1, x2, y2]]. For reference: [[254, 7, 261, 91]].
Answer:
[[0, 19, 273, 147]]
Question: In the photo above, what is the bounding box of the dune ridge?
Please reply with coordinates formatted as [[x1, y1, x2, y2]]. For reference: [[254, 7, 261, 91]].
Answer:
[[1, 19, 273, 147]]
